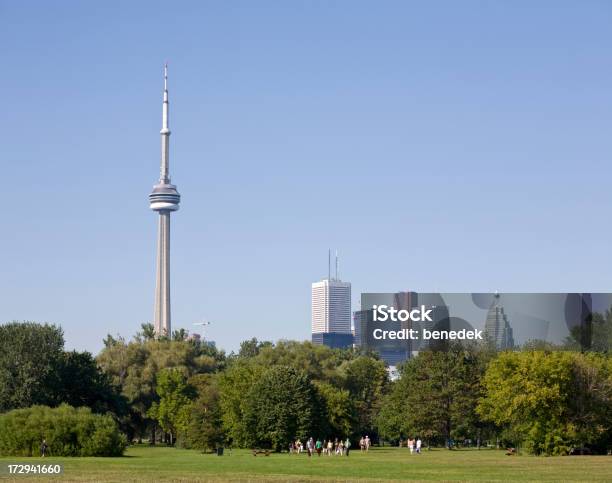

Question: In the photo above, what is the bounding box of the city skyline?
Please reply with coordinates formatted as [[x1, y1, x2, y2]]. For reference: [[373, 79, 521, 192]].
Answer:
[[2, 2, 612, 354]]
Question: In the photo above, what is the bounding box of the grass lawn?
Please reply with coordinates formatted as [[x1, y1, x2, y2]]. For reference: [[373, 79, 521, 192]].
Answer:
[[1, 445, 611, 482]]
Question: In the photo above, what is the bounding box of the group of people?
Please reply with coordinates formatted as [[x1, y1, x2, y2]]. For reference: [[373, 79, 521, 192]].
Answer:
[[358, 435, 371, 451], [405, 437, 422, 454], [289, 437, 352, 456], [288, 435, 378, 456]]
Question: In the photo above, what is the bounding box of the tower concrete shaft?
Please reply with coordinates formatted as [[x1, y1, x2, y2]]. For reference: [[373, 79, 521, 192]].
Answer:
[[150, 64, 180, 337], [154, 213, 171, 335]]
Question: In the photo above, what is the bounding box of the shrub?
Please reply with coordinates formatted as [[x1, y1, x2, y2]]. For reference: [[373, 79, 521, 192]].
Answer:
[[0, 404, 127, 456]]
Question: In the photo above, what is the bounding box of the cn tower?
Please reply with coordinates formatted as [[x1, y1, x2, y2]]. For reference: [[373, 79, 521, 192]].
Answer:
[[149, 64, 180, 337]]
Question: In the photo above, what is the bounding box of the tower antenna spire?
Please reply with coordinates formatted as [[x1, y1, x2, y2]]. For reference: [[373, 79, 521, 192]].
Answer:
[[335, 250, 339, 281], [159, 63, 171, 183]]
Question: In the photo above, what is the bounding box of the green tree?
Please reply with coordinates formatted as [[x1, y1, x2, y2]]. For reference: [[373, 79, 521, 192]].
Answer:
[[0, 322, 64, 411], [218, 342, 373, 446], [184, 374, 225, 451], [376, 380, 406, 443], [172, 328, 189, 341], [238, 338, 272, 358], [148, 368, 195, 445], [0, 323, 127, 429], [341, 356, 388, 439], [476, 350, 612, 455], [218, 359, 265, 447], [138, 323, 156, 341], [378, 345, 491, 447], [243, 366, 323, 451], [97, 333, 226, 442], [96, 336, 152, 441], [315, 381, 355, 438], [568, 352, 612, 452], [251, 340, 359, 384], [54, 350, 127, 418], [564, 308, 612, 352]]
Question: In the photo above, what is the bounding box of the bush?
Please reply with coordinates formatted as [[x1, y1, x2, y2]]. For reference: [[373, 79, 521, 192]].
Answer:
[[0, 404, 127, 456]]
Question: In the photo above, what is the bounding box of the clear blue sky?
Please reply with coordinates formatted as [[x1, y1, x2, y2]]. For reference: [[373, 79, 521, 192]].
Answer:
[[1, 1, 611, 354]]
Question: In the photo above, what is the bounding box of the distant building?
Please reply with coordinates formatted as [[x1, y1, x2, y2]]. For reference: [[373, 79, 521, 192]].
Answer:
[[376, 292, 415, 365], [352, 310, 366, 347], [187, 333, 201, 342], [311, 256, 352, 349], [311, 332, 353, 349], [359, 291, 416, 366], [411, 301, 451, 352], [484, 293, 515, 349]]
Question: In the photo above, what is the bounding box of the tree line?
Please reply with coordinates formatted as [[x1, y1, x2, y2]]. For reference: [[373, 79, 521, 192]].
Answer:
[[0, 320, 610, 456]]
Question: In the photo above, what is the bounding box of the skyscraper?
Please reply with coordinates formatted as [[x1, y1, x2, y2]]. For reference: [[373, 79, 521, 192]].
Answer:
[[311, 253, 352, 349], [360, 292, 416, 366], [484, 293, 514, 349], [352, 310, 366, 347], [149, 65, 181, 337]]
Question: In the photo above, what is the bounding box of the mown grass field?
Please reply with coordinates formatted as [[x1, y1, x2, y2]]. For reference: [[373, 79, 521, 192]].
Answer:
[[1, 445, 611, 482]]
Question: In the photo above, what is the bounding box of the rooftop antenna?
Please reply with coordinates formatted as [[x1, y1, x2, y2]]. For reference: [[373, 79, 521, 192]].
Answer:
[[335, 250, 339, 281], [328, 249, 331, 281]]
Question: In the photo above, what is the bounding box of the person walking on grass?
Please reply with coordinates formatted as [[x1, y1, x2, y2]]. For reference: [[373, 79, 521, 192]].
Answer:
[[360, 436, 365, 452], [416, 438, 422, 454], [408, 438, 414, 454], [365, 435, 371, 451], [327, 439, 333, 455], [308, 437, 314, 457], [316, 438, 322, 456], [40, 439, 48, 457], [345, 437, 351, 456]]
